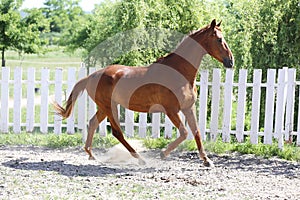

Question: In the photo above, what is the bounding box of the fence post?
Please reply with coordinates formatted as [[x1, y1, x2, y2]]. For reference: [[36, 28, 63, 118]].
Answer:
[[125, 109, 135, 137], [164, 114, 173, 138], [152, 113, 161, 138], [40, 68, 49, 134], [222, 69, 234, 142], [275, 68, 288, 149], [138, 112, 147, 138], [236, 69, 248, 142], [26, 68, 35, 132], [284, 68, 296, 143], [54, 68, 63, 134], [77, 67, 87, 140], [13, 67, 22, 133], [210, 68, 221, 141], [198, 70, 209, 140], [250, 69, 262, 144], [66, 68, 76, 134], [0, 67, 9, 133], [263, 69, 276, 144], [297, 85, 300, 146]]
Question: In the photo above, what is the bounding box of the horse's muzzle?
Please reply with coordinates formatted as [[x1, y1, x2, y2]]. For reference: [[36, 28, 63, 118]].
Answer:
[[223, 58, 234, 68]]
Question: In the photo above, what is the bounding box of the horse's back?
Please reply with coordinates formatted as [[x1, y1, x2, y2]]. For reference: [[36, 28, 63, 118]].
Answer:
[[86, 65, 148, 104], [86, 64, 193, 112]]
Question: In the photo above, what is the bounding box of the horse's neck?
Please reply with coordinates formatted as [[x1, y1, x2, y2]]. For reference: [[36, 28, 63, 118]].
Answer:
[[167, 35, 206, 84], [174, 35, 206, 69]]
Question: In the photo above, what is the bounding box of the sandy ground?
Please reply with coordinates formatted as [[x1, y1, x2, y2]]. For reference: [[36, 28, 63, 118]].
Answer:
[[0, 140, 300, 199]]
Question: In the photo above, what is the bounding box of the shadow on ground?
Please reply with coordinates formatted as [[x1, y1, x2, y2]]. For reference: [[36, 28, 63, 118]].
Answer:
[[1, 147, 300, 179], [2, 157, 156, 177], [181, 152, 300, 178]]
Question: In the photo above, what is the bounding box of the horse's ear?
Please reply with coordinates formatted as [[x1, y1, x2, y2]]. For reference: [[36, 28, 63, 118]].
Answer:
[[210, 19, 216, 28], [217, 20, 222, 27]]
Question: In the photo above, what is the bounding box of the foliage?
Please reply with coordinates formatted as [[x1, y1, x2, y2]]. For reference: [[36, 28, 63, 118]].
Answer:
[[2, 0, 299, 71], [15, 8, 49, 53], [42, 0, 87, 45], [69, 0, 207, 67], [0, 0, 49, 66], [248, 0, 300, 71], [39, 0, 300, 81]]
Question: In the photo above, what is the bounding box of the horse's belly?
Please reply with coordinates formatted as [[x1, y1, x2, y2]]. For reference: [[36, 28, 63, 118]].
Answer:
[[128, 103, 166, 113], [116, 85, 176, 113], [177, 84, 197, 109]]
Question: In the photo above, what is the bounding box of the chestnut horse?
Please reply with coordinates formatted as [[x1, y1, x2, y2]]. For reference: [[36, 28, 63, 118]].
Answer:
[[53, 19, 234, 167]]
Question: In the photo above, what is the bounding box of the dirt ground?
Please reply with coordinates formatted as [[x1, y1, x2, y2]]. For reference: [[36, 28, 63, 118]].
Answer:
[[0, 141, 299, 199]]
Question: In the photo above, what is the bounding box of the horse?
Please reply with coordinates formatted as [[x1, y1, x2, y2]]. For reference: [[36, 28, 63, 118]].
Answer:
[[53, 19, 234, 167]]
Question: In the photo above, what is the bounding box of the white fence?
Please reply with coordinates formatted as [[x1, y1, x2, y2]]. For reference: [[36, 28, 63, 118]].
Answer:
[[1, 67, 300, 148]]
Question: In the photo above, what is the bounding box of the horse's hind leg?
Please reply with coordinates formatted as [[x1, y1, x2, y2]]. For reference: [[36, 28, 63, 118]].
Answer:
[[84, 110, 106, 160], [107, 104, 146, 165]]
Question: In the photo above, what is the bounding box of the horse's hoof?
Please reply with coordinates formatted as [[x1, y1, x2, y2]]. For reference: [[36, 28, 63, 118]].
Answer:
[[138, 158, 146, 165], [88, 156, 96, 160], [160, 151, 166, 159], [203, 159, 214, 167]]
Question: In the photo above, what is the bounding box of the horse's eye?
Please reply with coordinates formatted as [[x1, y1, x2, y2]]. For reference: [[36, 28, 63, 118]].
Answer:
[[218, 38, 222, 43]]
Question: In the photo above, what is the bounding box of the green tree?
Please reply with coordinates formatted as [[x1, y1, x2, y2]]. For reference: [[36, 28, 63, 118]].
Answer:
[[69, 0, 207, 67], [42, 0, 86, 45], [276, 0, 300, 68], [0, 0, 48, 67], [0, 0, 22, 66], [250, 0, 284, 71], [67, 0, 118, 65], [18, 8, 49, 53]]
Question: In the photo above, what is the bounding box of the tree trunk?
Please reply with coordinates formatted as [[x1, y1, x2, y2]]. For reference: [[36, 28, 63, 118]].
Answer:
[[2, 47, 5, 67]]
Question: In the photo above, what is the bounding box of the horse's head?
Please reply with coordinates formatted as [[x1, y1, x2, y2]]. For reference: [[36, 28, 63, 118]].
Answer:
[[193, 19, 234, 68]]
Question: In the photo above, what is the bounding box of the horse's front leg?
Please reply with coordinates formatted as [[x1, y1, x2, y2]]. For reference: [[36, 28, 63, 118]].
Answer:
[[182, 106, 214, 167], [161, 111, 188, 158]]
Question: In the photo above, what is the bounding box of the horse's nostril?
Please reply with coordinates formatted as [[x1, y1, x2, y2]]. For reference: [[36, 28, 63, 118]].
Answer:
[[223, 58, 234, 68]]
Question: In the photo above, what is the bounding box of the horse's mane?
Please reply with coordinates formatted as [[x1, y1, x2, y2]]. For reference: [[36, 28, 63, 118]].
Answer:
[[154, 24, 213, 64]]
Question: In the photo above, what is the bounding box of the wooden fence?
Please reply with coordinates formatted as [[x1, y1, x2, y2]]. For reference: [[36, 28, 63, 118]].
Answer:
[[1, 67, 300, 148]]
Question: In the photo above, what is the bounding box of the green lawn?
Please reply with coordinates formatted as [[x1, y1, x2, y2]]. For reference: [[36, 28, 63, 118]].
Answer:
[[4, 47, 83, 69], [144, 136, 300, 162], [0, 132, 299, 162]]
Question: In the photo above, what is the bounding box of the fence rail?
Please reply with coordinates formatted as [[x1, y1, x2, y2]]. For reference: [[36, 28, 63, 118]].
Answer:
[[1, 66, 300, 148]]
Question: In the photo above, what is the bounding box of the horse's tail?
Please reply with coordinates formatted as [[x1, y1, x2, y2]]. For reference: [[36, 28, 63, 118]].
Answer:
[[53, 76, 89, 119]]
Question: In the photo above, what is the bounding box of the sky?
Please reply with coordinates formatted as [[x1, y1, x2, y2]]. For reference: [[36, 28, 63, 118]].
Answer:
[[21, 0, 102, 12]]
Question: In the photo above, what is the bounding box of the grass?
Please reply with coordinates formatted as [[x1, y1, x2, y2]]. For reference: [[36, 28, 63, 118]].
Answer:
[[1, 132, 299, 162], [5, 47, 83, 69], [143, 136, 300, 162], [0, 132, 118, 149]]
